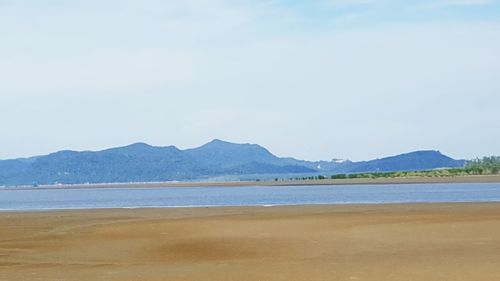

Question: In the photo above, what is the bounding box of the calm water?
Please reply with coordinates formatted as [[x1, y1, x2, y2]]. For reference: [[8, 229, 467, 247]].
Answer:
[[1, 183, 500, 211]]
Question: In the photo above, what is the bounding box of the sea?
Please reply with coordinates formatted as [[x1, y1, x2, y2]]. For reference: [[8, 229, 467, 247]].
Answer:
[[1, 183, 500, 211]]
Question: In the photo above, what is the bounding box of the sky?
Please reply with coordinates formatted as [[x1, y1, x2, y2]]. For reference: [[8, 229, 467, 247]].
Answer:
[[1, 0, 499, 161]]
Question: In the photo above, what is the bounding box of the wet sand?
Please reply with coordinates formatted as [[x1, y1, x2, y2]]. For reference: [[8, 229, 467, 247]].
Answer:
[[1, 203, 500, 280]]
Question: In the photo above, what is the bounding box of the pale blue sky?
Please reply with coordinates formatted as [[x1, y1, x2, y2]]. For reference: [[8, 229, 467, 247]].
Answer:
[[1, 0, 499, 161]]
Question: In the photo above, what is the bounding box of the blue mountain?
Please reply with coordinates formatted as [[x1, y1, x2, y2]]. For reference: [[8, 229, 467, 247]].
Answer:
[[346, 150, 465, 173], [0, 140, 465, 186]]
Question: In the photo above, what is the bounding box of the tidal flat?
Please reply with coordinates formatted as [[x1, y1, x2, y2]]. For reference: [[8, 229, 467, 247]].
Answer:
[[1, 203, 500, 280]]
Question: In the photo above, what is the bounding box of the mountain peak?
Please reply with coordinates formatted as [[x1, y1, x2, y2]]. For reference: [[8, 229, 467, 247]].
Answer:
[[101, 143, 181, 156], [207, 139, 231, 145], [128, 142, 152, 148], [406, 150, 441, 155], [392, 150, 450, 160], [106, 142, 153, 152], [185, 139, 278, 167], [201, 139, 259, 149]]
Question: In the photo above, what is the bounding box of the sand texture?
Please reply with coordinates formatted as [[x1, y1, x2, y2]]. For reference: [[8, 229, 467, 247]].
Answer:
[[1, 203, 500, 280]]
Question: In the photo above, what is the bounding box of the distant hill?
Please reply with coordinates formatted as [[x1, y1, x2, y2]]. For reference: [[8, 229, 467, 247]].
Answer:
[[0, 140, 465, 186], [346, 150, 465, 173], [184, 139, 285, 167]]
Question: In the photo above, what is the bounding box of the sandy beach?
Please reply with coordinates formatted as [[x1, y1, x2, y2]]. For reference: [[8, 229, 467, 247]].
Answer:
[[1, 203, 500, 280]]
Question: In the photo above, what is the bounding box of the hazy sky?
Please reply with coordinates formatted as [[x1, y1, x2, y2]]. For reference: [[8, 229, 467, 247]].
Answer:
[[1, 0, 499, 161]]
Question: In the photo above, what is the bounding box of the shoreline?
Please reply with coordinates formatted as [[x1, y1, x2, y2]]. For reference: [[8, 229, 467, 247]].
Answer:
[[5, 174, 500, 191], [2, 199, 500, 214], [0, 200, 498, 214]]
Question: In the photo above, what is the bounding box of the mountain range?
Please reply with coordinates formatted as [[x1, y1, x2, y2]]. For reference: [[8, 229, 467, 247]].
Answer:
[[0, 139, 466, 186]]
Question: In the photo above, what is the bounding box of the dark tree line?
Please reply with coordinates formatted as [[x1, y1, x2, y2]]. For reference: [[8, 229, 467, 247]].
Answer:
[[465, 156, 500, 175]]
